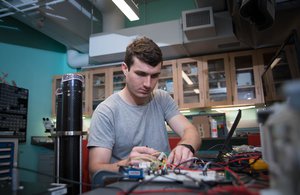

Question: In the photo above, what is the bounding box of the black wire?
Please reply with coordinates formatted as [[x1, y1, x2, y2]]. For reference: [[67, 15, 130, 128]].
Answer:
[[174, 157, 199, 169], [206, 144, 224, 151], [159, 175, 183, 183], [123, 174, 161, 195], [170, 168, 217, 190], [228, 154, 262, 172], [207, 143, 233, 152]]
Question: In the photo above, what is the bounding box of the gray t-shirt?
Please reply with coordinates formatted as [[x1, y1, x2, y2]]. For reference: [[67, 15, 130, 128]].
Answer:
[[87, 89, 180, 163]]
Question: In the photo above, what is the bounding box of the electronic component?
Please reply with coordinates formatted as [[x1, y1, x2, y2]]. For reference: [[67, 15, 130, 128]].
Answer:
[[157, 152, 167, 161], [121, 167, 144, 179], [144, 170, 217, 182], [249, 158, 268, 171]]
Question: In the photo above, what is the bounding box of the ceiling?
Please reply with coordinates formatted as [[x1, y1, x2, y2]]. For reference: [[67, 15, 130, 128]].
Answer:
[[1, 0, 300, 68]]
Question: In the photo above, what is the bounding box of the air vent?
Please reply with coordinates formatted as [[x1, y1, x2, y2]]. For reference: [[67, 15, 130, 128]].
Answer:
[[182, 7, 216, 40]]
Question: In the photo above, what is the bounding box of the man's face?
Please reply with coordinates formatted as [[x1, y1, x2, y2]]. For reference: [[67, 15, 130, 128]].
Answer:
[[124, 57, 161, 101]]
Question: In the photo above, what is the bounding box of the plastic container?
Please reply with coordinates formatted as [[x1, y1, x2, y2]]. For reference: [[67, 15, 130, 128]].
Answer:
[[209, 117, 218, 138]]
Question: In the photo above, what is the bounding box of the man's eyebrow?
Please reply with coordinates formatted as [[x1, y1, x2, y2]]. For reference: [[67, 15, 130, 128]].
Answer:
[[134, 70, 161, 75]]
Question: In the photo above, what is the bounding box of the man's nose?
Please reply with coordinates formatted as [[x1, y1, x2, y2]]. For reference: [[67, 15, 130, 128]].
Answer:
[[143, 76, 151, 88]]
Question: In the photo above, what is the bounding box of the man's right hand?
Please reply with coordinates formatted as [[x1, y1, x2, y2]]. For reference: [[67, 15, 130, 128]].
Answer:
[[127, 146, 159, 166]]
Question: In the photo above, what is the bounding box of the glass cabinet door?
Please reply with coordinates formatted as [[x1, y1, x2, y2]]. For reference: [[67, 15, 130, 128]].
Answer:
[[157, 60, 178, 104], [202, 54, 232, 106], [270, 46, 295, 100], [230, 51, 263, 105], [80, 72, 90, 116], [177, 58, 204, 109], [257, 48, 277, 103], [111, 66, 126, 94], [258, 46, 296, 102], [52, 75, 62, 117], [90, 69, 109, 111]]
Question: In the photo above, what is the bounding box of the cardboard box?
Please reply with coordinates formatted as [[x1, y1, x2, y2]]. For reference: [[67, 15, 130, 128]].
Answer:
[[192, 116, 211, 138]]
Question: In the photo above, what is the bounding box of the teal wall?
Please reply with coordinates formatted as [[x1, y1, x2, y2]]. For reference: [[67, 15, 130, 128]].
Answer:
[[0, 17, 75, 182]]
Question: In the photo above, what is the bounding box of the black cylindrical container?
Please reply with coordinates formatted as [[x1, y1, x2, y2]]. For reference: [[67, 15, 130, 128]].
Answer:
[[57, 73, 83, 195], [55, 88, 62, 184], [56, 88, 63, 132], [61, 73, 83, 132]]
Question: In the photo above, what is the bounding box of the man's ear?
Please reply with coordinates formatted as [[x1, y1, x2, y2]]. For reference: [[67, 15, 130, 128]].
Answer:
[[121, 62, 128, 75]]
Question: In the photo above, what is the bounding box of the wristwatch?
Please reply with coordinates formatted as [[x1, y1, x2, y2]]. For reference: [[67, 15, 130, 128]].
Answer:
[[179, 144, 195, 154]]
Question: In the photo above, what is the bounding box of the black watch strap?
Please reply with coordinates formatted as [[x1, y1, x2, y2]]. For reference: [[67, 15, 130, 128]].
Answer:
[[179, 144, 195, 154]]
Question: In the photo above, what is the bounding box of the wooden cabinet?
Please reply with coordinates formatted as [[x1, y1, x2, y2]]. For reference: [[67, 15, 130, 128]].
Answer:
[[256, 47, 277, 103], [257, 46, 299, 103], [176, 51, 264, 109], [51, 72, 90, 117], [51, 65, 125, 117], [177, 57, 205, 109], [89, 64, 125, 114], [52, 50, 267, 116], [51, 75, 62, 117], [229, 50, 264, 105], [202, 54, 232, 107], [157, 60, 179, 104], [89, 68, 110, 113], [110, 65, 126, 95]]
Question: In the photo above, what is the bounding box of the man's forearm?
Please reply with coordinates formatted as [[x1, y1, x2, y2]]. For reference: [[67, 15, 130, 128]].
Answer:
[[178, 126, 201, 152], [89, 158, 128, 177]]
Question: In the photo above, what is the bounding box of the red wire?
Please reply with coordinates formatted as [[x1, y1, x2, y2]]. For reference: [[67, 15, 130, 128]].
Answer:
[[228, 156, 261, 164], [207, 185, 259, 195], [117, 188, 205, 195], [116, 185, 260, 195], [223, 166, 244, 186]]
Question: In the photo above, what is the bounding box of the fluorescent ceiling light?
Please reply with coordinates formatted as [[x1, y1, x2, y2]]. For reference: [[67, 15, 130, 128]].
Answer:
[[193, 89, 200, 94], [112, 0, 139, 21], [211, 105, 255, 112], [180, 110, 191, 113], [182, 71, 194, 85]]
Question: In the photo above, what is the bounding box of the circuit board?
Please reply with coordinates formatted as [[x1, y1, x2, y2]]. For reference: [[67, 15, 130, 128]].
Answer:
[[143, 170, 217, 182]]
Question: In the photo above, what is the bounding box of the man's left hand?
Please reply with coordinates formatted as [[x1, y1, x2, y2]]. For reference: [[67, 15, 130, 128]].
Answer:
[[167, 145, 193, 166]]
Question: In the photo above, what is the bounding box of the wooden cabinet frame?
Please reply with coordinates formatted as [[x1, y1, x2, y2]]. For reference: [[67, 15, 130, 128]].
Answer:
[[177, 57, 205, 109], [202, 53, 233, 107], [51, 49, 274, 116], [88, 68, 110, 116], [157, 60, 179, 104], [229, 50, 263, 105]]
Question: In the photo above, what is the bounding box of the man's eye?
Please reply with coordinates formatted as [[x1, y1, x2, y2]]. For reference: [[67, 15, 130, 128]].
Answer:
[[136, 72, 147, 76], [151, 74, 160, 78]]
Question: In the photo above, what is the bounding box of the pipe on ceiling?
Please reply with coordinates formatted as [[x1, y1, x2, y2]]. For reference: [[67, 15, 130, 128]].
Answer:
[[67, 50, 89, 68], [67, 0, 125, 69]]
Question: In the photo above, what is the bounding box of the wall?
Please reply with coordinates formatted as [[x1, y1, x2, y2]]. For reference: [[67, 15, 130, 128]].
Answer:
[[0, 17, 75, 182]]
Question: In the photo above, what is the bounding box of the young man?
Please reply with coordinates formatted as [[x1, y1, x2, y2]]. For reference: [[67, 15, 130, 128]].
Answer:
[[88, 36, 201, 176]]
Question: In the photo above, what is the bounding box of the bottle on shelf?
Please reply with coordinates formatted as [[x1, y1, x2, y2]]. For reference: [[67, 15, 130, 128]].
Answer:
[[209, 116, 218, 138]]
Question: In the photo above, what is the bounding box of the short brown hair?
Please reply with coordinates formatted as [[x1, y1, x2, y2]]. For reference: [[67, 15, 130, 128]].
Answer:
[[124, 36, 162, 70]]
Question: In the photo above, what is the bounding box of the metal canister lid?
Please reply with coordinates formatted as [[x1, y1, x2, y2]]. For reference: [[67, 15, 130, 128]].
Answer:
[[62, 73, 84, 83]]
